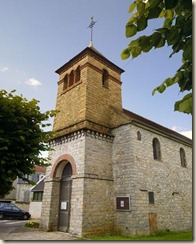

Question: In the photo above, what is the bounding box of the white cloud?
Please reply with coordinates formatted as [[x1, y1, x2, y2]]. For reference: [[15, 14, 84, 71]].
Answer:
[[25, 78, 42, 86], [171, 126, 183, 132], [171, 126, 192, 139], [1, 67, 9, 72], [179, 131, 192, 139]]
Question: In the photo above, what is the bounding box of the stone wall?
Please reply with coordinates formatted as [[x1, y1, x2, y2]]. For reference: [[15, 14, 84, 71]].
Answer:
[[40, 179, 60, 231], [82, 178, 114, 235], [40, 130, 115, 236], [81, 134, 114, 235], [40, 133, 86, 232], [112, 123, 192, 236]]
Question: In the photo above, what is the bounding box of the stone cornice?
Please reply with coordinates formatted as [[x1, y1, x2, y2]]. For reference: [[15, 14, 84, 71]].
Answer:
[[55, 47, 124, 75], [72, 173, 113, 181], [50, 129, 114, 146]]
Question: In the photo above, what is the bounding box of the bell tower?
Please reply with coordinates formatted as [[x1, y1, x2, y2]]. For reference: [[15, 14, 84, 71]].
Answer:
[[41, 45, 130, 235], [53, 46, 128, 138]]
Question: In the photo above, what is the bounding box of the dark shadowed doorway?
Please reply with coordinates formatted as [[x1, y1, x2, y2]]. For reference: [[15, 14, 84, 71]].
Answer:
[[58, 162, 72, 232]]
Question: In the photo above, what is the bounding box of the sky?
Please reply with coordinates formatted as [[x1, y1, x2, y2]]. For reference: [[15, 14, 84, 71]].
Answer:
[[0, 0, 192, 140]]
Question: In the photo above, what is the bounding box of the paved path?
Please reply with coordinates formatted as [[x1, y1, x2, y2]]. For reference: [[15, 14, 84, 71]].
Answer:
[[1, 228, 77, 240], [0, 220, 77, 241]]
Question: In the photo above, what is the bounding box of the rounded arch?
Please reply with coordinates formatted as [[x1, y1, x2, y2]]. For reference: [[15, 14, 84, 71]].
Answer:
[[50, 154, 77, 178]]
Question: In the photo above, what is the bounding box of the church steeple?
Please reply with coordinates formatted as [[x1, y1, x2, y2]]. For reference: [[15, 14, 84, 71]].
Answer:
[[53, 46, 128, 139]]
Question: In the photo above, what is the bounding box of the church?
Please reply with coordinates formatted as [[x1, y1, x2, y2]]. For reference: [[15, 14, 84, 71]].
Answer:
[[40, 42, 192, 236]]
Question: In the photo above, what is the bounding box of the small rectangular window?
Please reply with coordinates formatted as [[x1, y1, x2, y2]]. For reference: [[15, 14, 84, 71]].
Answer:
[[148, 192, 155, 204], [33, 192, 43, 201]]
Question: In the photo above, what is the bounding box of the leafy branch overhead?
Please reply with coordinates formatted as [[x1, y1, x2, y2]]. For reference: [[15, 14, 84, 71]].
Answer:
[[0, 90, 57, 197], [121, 0, 192, 114]]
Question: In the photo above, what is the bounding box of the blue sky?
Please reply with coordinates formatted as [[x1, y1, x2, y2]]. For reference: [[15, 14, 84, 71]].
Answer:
[[0, 0, 192, 139]]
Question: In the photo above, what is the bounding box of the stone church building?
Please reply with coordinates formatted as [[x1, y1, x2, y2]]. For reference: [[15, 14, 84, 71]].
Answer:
[[40, 45, 192, 236]]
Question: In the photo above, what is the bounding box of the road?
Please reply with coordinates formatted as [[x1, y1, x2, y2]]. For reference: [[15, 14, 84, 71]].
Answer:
[[0, 219, 27, 238]]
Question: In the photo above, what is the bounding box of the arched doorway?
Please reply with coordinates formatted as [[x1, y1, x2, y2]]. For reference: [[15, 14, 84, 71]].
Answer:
[[58, 162, 72, 232]]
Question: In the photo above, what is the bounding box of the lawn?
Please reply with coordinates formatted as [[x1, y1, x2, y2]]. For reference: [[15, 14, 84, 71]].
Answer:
[[84, 230, 192, 241]]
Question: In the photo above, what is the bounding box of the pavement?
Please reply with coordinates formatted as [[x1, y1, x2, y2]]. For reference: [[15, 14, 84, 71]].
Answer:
[[1, 228, 78, 241], [0, 220, 78, 241]]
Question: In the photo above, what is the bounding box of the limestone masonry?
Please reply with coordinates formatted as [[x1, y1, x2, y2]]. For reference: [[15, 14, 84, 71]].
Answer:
[[40, 46, 192, 236]]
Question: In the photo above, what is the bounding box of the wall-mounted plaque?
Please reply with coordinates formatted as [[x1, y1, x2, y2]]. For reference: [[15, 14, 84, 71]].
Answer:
[[116, 197, 130, 211], [61, 201, 67, 210]]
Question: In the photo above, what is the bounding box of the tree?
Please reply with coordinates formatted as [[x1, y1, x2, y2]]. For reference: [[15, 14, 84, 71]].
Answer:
[[0, 90, 56, 198], [121, 0, 192, 114]]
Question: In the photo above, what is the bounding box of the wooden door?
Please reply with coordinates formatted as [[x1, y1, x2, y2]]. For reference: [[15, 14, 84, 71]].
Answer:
[[149, 213, 157, 234], [58, 163, 72, 232]]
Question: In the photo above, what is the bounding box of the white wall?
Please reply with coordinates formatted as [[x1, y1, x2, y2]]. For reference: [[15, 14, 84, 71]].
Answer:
[[29, 201, 42, 219]]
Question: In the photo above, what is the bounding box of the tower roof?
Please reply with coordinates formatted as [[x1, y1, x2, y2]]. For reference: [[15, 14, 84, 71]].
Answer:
[[55, 46, 124, 75]]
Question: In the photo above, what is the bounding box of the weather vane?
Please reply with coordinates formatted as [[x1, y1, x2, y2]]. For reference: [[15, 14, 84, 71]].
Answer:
[[88, 16, 97, 47]]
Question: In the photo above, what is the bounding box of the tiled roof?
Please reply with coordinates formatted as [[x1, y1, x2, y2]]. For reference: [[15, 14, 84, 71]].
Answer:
[[34, 165, 46, 173]]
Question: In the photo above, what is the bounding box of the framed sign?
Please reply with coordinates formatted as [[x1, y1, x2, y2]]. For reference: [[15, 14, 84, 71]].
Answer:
[[61, 201, 67, 210], [116, 197, 130, 211]]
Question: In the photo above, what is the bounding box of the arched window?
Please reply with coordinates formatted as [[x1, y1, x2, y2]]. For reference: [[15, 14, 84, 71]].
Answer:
[[102, 69, 109, 87], [63, 74, 68, 90], [75, 66, 80, 83], [137, 131, 141, 140], [180, 148, 187, 167], [69, 70, 74, 87], [152, 138, 161, 161]]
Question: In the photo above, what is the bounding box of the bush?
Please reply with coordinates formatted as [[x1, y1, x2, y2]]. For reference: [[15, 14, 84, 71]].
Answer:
[[24, 221, 40, 228]]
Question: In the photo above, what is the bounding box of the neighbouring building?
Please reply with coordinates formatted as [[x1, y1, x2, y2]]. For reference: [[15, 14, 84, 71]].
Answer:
[[40, 44, 192, 237], [4, 165, 46, 203], [16, 165, 46, 203], [29, 175, 45, 219]]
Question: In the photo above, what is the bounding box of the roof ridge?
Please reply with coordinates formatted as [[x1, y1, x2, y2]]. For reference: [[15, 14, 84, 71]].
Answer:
[[123, 108, 192, 145]]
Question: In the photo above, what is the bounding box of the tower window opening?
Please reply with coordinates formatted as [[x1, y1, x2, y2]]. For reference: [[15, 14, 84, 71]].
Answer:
[[102, 69, 109, 88], [69, 70, 74, 87], [75, 66, 81, 83], [63, 74, 68, 90]]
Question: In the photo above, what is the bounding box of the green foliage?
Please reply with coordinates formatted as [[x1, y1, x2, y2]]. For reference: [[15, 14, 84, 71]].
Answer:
[[25, 221, 40, 228], [122, 0, 192, 114], [0, 90, 56, 198]]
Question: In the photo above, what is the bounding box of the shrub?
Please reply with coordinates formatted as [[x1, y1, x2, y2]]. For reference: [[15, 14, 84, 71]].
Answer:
[[24, 221, 40, 228]]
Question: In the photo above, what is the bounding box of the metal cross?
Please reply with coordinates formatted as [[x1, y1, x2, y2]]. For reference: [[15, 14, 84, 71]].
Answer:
[[88, 16, 97, 46]]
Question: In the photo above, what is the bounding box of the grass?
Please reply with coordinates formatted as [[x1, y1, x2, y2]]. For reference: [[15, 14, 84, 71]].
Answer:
[[84, 230, 192, 241]]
